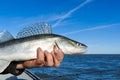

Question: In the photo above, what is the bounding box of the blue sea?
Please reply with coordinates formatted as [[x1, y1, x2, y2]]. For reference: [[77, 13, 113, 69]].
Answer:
[[29, 54, 120, 80]]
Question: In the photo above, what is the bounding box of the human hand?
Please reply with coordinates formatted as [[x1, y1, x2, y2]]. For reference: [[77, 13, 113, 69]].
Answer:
[[16, 48, 64, 69]]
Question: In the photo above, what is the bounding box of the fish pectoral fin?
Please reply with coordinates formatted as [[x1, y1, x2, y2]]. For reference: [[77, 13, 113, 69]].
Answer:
[[0, 60, 11, 73], [53, 41, 60, 50]]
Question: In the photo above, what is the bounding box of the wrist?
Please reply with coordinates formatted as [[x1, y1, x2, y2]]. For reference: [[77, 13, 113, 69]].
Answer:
[[16, 62, 25, 69], [1, 61, 25, 76]]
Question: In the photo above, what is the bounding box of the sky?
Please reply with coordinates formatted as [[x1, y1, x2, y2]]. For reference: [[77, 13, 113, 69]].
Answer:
[[0, 0, 120, 54]]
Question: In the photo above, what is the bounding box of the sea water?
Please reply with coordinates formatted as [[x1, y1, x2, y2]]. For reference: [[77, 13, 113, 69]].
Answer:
[[29, 54, 120, 80]]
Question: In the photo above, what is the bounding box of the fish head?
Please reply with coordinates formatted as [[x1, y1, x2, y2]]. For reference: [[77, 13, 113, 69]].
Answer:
[[57, 37, 87, 54]]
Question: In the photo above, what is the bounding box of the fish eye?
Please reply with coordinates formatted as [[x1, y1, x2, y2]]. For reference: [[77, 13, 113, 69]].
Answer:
[[76, 43, 81, 46]]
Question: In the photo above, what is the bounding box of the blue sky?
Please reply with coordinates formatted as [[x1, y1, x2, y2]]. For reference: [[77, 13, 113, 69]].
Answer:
[[0, 0, 120, 54]]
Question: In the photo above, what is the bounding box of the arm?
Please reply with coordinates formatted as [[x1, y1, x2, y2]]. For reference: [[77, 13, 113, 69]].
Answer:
[[0, 61, 25, 76], [0, 48, 64, 76]]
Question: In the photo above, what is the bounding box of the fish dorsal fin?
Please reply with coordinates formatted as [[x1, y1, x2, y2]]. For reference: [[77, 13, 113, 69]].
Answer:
[[0, 30, 14, 43], [16, 22, 52, 38]]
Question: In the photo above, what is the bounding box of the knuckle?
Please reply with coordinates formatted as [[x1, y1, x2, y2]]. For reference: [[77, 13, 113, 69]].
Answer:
[[36, 60, 44, 65], [37, 47, 42, 53]]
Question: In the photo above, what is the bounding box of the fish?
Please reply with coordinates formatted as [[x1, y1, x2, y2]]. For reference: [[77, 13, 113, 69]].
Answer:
[[0, 22, 87, 73]]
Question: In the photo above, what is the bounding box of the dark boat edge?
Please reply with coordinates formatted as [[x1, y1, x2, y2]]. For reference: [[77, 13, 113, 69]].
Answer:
[[24, 70, 41, 80]]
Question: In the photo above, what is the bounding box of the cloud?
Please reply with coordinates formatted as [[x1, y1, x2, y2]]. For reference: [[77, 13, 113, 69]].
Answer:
[[0, 14, 62, 28], [63, 23, 120, 35], [52, 0, 93, 28], [0, 14, 63, 37]]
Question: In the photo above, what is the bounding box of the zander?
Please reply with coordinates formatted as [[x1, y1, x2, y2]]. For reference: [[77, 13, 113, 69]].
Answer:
[[0, 23, 87, 73]]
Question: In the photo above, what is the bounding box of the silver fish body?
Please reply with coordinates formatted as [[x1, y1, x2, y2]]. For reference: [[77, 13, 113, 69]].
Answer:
[[0, 34, 87, 72]]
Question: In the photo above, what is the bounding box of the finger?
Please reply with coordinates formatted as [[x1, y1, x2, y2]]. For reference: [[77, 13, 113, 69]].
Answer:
[[36, 47, 45, 65], [44, 51, 54, 67], [52, 51, 60, 67], [23, 59, 37, 68], [54, 49, 64, 62]]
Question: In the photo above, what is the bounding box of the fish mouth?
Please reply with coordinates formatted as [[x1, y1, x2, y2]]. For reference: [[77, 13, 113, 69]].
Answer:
[[82, 44, 88, 48], [81, 48, 87, 52], [78, 47, 88, 54], [71, 50, 87, 54], [83, 46, 88, 52], [70, 48, 87, 54]]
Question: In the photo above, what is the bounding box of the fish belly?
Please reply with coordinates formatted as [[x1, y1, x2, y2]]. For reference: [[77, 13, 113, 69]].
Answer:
[[0, 39, 55, 73], [0, 39, 55, 61]]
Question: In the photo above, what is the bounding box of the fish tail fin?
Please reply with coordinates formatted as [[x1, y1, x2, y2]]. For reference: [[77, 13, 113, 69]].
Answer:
[[0, 60, 11, 73]]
